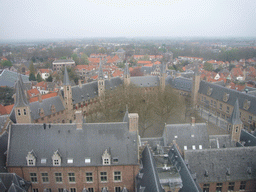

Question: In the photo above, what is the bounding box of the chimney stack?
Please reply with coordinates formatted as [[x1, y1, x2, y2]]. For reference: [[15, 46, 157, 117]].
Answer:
[[38, 94, 42, 103], [78, 79, 83, 88], [191, 117, 195, 126], [75, 111, 83, 130], [128, 113, 139, 132]]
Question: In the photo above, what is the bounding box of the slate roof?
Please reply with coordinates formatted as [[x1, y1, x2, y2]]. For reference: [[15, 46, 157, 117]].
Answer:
[[229, 98, 243, 125], [0, 132, 8, 172], [0, 70, 29, 87], [98, 60, 104, 79], [141, 66, 153, 75], [71, 77, 123, 104], [9, 96, 65, 123], [166, 76, 192, 92], [198, 80, 256, 116], [0, 115, 8, 133], [0, 173, 31, 191], [163, 123, 209, 151], [209, 135, 235, 149], [8, 122, 138, 167], [184, 147, 256, 183], [169, 144, 202, 192], [130, 76, 159, 87], [63, 67, 70, 86], [136, 146, 165, 192], [240, 129, 256, 146]]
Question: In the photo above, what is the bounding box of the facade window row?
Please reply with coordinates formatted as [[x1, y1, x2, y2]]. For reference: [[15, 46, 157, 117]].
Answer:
[[30, 171, 122, 183]]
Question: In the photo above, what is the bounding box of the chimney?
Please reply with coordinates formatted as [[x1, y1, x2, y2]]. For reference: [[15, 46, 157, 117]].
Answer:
[[191, 117, 195, 126], [38, 94, 42, 103], [78, 79, 83, 88], [128, 113, 139, 132], [75, 111, 83, 130]]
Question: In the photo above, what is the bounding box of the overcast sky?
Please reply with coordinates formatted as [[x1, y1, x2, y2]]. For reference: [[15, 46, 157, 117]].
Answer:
[[1, 0, 256, 40]]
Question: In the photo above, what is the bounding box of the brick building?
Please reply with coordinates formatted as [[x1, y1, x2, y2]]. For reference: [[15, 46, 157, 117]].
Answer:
[[7, 111, 140, 192]]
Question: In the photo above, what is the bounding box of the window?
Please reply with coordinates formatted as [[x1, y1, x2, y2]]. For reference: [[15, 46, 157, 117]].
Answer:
[[191, 134, 194, 138], [115, 187, 122, 192], [103, 158, 110, 165], [17, 109, 21, 116], [228, 182, 235, 190], [54, 159, 60, 165], [88, 188, 94, 192], [30, 173, 37, 183], [100, 172, 107, 182], [216, 183, 222, 192], [219, 103, 222, 110], [214, 101, 216, 108], [199, 145, 202, 149], [28, 159, 34, 165], [41, 158, 47, 164], [240, 181, 246, 190], [67, 158, 73, 164], [86, 172, 93, 183], [85, 158, 91, 164], [192, 145, 196, 150], [58, 189, 64, 192], [24, 109, 27, 115], [236, 126, 239, 133], [41, 173, 49, 183], [226, 106, 230, 114], [203, 184, 210, 192], [70, 188, 76, 192], [68, 173, 76, 183], [113, 158, 119, 163], [55, 173, 62, 183], [184, 146, 187, 150], [114, 171, 121, 181], [45, 189, 52, 192], [33, 189, 39, 192], [174, 135, 178, 138]]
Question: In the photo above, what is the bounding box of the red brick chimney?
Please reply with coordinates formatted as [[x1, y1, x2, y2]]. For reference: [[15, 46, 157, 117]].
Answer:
[[191, 117, 195, 126]]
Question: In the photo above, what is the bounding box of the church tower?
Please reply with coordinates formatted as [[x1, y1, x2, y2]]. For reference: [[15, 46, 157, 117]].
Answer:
[[13, 78, 31, 123], [192, 63, 200, 109], [124, 62, 130, 86], [63, 67, 73, 123], [160, 62, 166, 91], [228, 98, 243, 142], [98, 59, 105, 97]]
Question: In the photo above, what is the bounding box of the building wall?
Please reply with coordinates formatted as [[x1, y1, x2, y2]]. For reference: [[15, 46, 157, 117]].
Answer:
[[9, 165, 140, 192], [199, 180, 256, 192], [34, 110, 67, 124], [198, 93, 256, 131]]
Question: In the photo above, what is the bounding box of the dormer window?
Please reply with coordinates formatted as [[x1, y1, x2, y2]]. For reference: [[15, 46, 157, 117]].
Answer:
[[52, 150, 61, 166], [207, 87, 213, 96], [26, 150, 36, 166], [50, 105, 56, 113], [17, 109, 21, 116], [23, 109, 27, 115], [39, 108, 44, 117], [102, 149, 111, 165], [223, 93, 229, 102], [243, 99, 250, 110]]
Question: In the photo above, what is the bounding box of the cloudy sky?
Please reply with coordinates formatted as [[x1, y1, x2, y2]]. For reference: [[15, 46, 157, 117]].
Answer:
[[1, 0, 256, 40]]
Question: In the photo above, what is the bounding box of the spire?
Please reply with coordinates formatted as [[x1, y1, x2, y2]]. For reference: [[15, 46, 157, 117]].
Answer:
[[123, 105, 129, 122], [124, 62, 130, 76], [194, 62, 200, 76], [161, 62, 166, 75], [98, 59, 104, 79], [229, 98, 243, 125], [63, 66, 70, 86], [15, 79, 29, 107]]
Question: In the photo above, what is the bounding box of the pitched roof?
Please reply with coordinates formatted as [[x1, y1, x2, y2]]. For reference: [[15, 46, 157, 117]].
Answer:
[[98, 60, 104, 79], [169, 144, 202, 192], [229, 98, 243, 125], [8, 122, 138, 167], [184, 147, 256, 183], [0, 70, 29, 87], [124, 63, 130, 76], [63, 67, 70, 86], [0, 132, 8, 172], [0, 173, 31, 191], [240, 129, 256, 146], [163, 123, 209, 151], [14, 80, 29, 108], [198, 80, 256, 116], [27, 88, 40, 97], [130, 76, 159, 87], [136, 146, 165, 192], [166, 76, 192, 92]]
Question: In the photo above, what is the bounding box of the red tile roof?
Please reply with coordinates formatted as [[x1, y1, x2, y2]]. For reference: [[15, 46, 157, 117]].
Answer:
[[0, 104, 7, 115], [27, 88, 40, 97], [4, 104, 14, 114]]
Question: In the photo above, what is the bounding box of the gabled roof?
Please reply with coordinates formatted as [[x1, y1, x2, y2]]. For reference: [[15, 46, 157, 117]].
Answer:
[[240, 129, 256, 146], [63, 67, 70, 86], [14, 80, 29, 108], [229, 98, 243, 125], [130, 76, 159, 87], [163, 123, 209, 151], [136, 146, 164, 192], [8, 122, 138, 167], [166, 76, 192, 92], [0, 173, 31, 191], [198, 80, 256, 116], [169, 144, 202, 192], [184, 147, 256, 183], [0, 70, 29, 87]]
